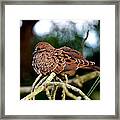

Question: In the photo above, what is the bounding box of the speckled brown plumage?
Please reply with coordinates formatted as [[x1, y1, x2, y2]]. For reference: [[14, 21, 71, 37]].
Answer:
[[32, 42, 96, 76]]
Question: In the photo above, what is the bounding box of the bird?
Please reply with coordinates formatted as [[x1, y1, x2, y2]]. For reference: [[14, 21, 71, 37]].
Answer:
[[32, 42, 99, 77]]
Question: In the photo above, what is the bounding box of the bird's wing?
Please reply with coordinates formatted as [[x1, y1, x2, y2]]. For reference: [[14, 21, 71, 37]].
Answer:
[[60, 46, 83, 59], [60, 46, 96, 70]]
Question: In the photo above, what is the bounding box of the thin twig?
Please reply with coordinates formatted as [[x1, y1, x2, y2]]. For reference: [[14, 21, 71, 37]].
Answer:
[[66, 84, 91, 100], [52, 85, 59, 100], [62, 84, 78, 100], [61, 88, 66, 100], [81, 30, 89, 54], [56, 76, 64, 82], [45, 87, 52, 100], [83, 30, 89, 43], [87, 76, 100, 97], [31, 73, 42, 92], [35, 76, 48, 89], [65, 74, 68, 83]]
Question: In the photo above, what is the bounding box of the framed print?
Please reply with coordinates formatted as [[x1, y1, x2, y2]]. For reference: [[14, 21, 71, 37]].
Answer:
[[0, 0, 119, 119]]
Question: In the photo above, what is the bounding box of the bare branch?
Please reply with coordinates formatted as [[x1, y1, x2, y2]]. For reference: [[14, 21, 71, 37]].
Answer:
[[20, 87, 31, 93], [21, 72, 56, 100], [46, 87, 52, 100], [66, 84, 91, 100], [62, 84, 78, 100], [68, 71, 100, 87]]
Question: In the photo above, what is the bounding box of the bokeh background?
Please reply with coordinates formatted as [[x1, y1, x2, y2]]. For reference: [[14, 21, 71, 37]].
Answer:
[[20, 20, 100, 100]]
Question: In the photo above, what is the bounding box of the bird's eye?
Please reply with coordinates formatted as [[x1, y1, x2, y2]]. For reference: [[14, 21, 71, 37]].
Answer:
[[37, 48, 40, 51]]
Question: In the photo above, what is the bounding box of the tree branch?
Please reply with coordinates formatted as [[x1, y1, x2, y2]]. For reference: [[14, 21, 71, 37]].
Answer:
[[68, 71, 100, 87]]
